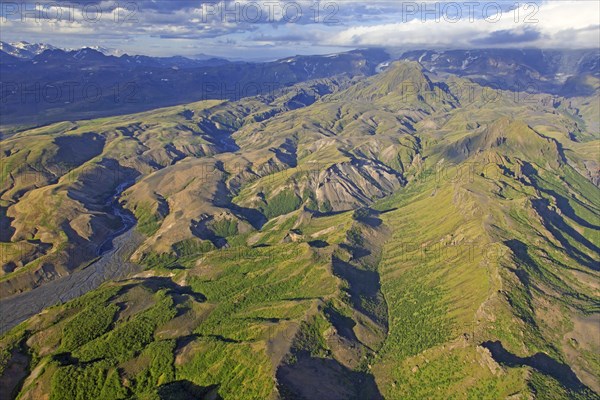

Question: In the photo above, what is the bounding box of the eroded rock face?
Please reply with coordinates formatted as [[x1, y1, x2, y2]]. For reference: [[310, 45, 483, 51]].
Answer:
[[582, 160, 600, 187], [314, 160, 405, 211]]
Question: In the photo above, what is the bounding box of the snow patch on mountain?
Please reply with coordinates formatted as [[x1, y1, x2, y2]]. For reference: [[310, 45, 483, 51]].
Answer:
[[0, 41, 57, 59]]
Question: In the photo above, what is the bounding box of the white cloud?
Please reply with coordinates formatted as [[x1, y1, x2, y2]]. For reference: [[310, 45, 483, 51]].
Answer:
[[2, 1, 598, 56], [326, 2, 600, 49]]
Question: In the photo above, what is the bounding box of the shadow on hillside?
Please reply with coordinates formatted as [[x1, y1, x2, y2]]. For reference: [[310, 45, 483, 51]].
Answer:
[[518, 161, 599, 271], [310, 209, 348, 218], [121, 276, 206, 303], [53, 132, 106, 166], [332, 256, 386, 326], [190, 219, 229, 249], [0, 206, 15, 242], [227, 203, 267, 230], [530, 199, 599, 271], [541, 188, 600, 231], [503, 239, 540, 324], [277, 354, 383, 400], [354, 215, 383, 228], [325, 305, 360, 344], [197, 119, 240, 153], [339, 243, 371, 259], [0, 340, 31, 400], [308, 239, 329, 248], [481, 341, 593, 393], [158, 380, 222, 400]]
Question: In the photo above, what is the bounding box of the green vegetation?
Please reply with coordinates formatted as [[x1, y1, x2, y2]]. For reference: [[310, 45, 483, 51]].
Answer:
[[208, 218, 238, 238], [346, 225, 364, 247], [43, 289, 179, 400], [173, 238, 214, 259], [352, 207, 370, 220], [319, 199, 333, 213], [528, 371, 600, 400], [133, 202, 162, 237], [61, 303, 119, 351], [50, 360, 128, 400], [140, 252, 178, 270], [380, 268, 452, 360], [261, 189, 302, 219], [74, 291, 176, 363], [131, 340, 176, 393], [292, 315, 331, 358]]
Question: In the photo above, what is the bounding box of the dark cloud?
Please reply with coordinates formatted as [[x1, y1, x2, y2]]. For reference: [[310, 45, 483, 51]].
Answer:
[[472, 27, 542, 46], [249, 32, 320, 42]]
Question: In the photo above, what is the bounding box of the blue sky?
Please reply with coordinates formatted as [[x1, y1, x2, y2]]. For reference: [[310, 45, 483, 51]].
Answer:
[[1, 1, 598, 59]]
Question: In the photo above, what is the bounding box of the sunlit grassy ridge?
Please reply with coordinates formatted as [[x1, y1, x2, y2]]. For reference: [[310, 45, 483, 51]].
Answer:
[[368, 109, 599, 397]]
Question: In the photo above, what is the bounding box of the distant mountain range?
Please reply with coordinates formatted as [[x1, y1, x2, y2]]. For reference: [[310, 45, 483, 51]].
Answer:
[[0, 41, 57, 59], [1, 43, 598, 130], [0, 45, 389, 129], [401, 49, 600, 96], [0, 40, 231, 65], [0, 41, 226, 61]]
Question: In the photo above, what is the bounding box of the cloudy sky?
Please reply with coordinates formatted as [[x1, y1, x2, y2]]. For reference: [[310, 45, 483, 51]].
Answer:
[[1, 0, 599, 59]]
